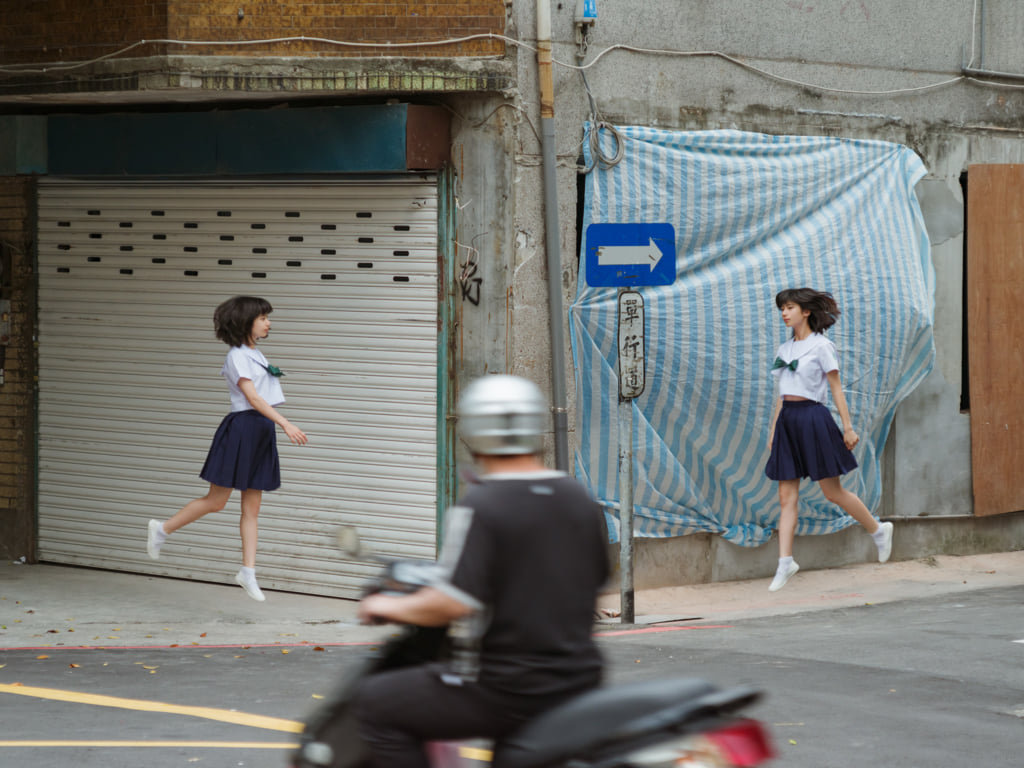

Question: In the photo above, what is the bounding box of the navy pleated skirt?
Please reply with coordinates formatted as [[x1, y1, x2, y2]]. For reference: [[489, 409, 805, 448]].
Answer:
[[765, 400, 858, 482], [200, 410, 281, 491]]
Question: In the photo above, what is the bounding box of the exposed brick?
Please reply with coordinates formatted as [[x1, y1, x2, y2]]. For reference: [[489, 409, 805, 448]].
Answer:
[[0, 1, 505, 63], [0, 176, 37, 560]]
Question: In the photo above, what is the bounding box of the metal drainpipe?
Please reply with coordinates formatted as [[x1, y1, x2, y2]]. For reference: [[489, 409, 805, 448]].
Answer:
[[536, 0, 570, 471], [962, 67, 1024, 84]]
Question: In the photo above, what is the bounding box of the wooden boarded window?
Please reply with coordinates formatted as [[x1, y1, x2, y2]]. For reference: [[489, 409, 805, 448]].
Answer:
[[966, 164, 1024, 516]]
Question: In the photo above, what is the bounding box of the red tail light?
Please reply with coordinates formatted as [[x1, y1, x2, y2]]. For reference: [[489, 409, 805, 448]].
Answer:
[[702, 719, 775, 766], [622, 718, 775, 767]]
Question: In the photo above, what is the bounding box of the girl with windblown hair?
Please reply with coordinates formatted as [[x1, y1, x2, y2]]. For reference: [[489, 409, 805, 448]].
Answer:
[[764, 287, 893, 592]]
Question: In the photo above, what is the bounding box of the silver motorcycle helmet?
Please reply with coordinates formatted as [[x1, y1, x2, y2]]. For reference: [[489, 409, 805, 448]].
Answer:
[[456, 374, 547, 456]]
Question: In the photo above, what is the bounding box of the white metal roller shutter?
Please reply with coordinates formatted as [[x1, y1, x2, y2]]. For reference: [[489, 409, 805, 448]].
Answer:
[[36, 178, 439, 598]]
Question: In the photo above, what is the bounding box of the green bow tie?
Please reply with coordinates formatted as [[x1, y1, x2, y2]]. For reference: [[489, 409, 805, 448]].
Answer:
[[262, 363, 285, 377], [772, 357, 798, 372]]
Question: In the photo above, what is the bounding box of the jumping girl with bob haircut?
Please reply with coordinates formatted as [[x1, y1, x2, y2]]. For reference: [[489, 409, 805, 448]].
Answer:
[[146, 295, 308, 601], [764, 287, 893, 592]]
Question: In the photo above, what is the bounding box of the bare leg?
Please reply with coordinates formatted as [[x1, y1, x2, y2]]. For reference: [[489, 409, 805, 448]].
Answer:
[[777, 479, 800, 558], [239, 489, 263, 568], [163, 484, 233, 534], [818, 476, 879, 534]]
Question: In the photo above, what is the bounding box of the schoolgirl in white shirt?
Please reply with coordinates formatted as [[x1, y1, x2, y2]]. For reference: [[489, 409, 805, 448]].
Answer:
[[764, 288, 893, 591], [145, 296, 308, 601]]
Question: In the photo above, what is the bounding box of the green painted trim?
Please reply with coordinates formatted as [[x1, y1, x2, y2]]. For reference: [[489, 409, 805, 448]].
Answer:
[[29, 179, 41, 561], [435, 165, 458, 550], [46, 105, 411, 176], [0, 117, 47, 175]]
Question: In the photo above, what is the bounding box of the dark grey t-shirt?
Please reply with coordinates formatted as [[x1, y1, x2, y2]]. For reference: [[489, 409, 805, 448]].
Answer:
[[436, 471, 610, 696]]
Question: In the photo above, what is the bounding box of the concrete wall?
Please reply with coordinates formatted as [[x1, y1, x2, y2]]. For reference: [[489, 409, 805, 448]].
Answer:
[[503, 0, 1024, 582]]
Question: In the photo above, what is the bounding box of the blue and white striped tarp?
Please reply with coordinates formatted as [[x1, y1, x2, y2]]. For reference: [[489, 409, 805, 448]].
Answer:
[[570, 127, 934, 546]]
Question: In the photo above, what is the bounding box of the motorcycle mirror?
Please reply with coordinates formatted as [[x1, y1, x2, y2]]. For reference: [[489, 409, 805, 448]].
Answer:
[[336, 525, 366, 559]]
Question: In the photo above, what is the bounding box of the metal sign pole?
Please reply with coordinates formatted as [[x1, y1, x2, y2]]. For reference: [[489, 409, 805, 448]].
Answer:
[[616, 289, 644, 624], [617, 397, 635, 623]]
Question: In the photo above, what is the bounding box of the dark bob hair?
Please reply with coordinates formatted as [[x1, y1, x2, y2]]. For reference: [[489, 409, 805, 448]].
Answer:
[[213, 295, 273, 347], [775, 287, 839, 333]]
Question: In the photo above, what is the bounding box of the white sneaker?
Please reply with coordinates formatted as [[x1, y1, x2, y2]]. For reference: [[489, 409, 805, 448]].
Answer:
[[875, 522, 894, 563], [235, 569, 266, 602], [146, 520, 165, 560], [768, 561, 800, 592]]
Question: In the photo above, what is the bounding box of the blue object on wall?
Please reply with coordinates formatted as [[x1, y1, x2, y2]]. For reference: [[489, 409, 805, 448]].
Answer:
[[571, 125, 935, 546]]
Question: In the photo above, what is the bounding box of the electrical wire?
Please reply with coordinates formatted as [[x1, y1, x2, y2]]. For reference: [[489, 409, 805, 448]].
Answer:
[[575, 45, 968, 96], [577, 67, 624, 173], [0, 5, 1019, 97]]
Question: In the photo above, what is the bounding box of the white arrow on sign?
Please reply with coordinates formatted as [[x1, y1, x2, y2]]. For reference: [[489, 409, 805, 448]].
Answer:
[[597, 238, 665, 270]]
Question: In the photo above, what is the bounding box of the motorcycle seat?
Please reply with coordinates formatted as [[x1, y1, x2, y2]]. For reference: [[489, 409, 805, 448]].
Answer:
[[494, 676, 754, 768]]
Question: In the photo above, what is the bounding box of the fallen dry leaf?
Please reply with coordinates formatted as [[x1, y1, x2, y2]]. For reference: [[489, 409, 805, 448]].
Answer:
[[199, 632, 207, 638], [69, 663, 80, 669], [313, 646, 325, 652], [281, 649, 290, 654], [312, 694, 324, 699], [36, 655, 49, 660]]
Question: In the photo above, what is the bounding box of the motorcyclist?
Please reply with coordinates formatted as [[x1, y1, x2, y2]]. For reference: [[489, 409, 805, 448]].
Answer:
[[354, 374, 610, 768]]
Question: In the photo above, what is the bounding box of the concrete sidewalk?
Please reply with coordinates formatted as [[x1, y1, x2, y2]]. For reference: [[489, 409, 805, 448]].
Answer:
[[2, 550, 1022, 649]]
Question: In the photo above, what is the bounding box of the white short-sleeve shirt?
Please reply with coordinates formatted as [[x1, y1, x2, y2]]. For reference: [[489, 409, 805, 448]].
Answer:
[[770, 333, 839, 403], [221, 346, 285, 412]]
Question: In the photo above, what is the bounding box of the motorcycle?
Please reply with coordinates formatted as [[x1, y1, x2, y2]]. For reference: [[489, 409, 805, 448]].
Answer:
[[291, 528, 775, 768]]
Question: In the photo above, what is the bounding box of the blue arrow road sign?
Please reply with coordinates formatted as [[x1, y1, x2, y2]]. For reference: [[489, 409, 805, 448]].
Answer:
[[584, 223, 676, 287]]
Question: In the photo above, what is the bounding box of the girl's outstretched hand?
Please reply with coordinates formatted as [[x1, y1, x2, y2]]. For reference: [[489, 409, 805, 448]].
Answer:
[[282, 421, 308, 445], [843, 427, 859, 450]]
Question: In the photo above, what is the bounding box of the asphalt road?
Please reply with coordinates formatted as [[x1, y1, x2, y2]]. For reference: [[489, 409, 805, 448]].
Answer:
[[2, 585, 1022, 768]]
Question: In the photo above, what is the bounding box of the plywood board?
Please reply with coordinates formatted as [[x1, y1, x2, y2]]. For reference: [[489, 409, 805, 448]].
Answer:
[[967, 164, 1024, 516]]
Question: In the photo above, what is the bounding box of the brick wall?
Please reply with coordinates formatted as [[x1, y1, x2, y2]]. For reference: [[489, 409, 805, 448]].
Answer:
[[0, 1, 171, 64], [0, 1, 506, 65], [0, 177, 36, 562]]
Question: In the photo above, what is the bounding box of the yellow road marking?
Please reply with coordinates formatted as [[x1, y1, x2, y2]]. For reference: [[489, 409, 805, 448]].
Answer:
[[0, 741, 297, 748], [0, 684, 303, 733], [459, 746, 494, 761]]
